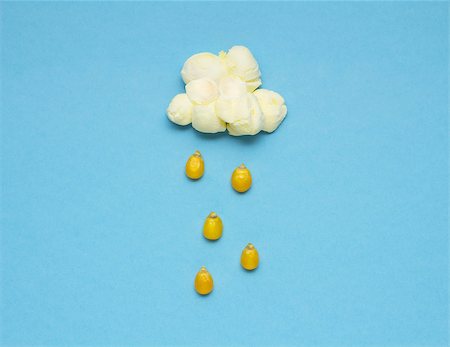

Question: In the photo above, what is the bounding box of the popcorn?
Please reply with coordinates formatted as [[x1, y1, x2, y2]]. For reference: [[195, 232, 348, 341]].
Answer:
[[167, 45, 287, 136], [253, 89, 288, 133], [222, 46, 262, 92], [192, 103, 226, 134], [181, 52, 227, 84], [227, 94, 264, 136], [186, 78, 219, 105], [218, 75, 247, 99], [167, 93, 193, 126], [216, 76, 248, 124]]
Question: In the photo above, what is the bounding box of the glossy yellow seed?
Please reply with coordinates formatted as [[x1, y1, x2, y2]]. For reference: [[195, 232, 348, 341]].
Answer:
[[194, 266, 214, 295], [231, 164, 252, 193], [241, 243, 259, 270], [203, 212, 223, 240], [185, 150, 204, 180]]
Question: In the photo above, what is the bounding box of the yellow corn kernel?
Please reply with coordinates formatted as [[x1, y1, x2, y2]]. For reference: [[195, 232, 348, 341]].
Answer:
[[241, 243, 259, 270], [194, 266, 214, 295], [231, 164, 252, 193], [185, 150, 204, 180], [203, 212, 223, 240]]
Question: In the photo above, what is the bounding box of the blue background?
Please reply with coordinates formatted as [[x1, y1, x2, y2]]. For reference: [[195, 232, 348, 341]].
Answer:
[[1, 2, 448, 346]]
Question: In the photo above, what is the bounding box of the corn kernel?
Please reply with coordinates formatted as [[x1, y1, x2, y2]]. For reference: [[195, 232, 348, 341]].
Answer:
[[241, 243, 259, 270], [185, 150, 204, 180], [203, 212, 223, 240], [194, 266, 214, 295], [231, 164, 252, 193]]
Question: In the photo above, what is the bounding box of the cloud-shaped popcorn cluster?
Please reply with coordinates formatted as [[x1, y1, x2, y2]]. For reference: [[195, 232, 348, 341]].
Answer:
[[167, 46, 287, 136]]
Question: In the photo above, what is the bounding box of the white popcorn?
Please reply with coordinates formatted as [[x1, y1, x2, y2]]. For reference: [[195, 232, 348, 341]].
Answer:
[[223, 46, 262, 92], [181, 52, 227, 84], [166, 45, 287, 135], [166, 93, 193, 126], [227, 94, 264, 136], [192, 103, 226, 133], [186, 78, 219, 105], [253, 89, 288, 133], [215, 76, 249, 123], [218, 75, 247, 99]]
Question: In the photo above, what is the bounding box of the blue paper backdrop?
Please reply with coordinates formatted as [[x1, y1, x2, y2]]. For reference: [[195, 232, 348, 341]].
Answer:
[[1, 2, 448, 346]]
